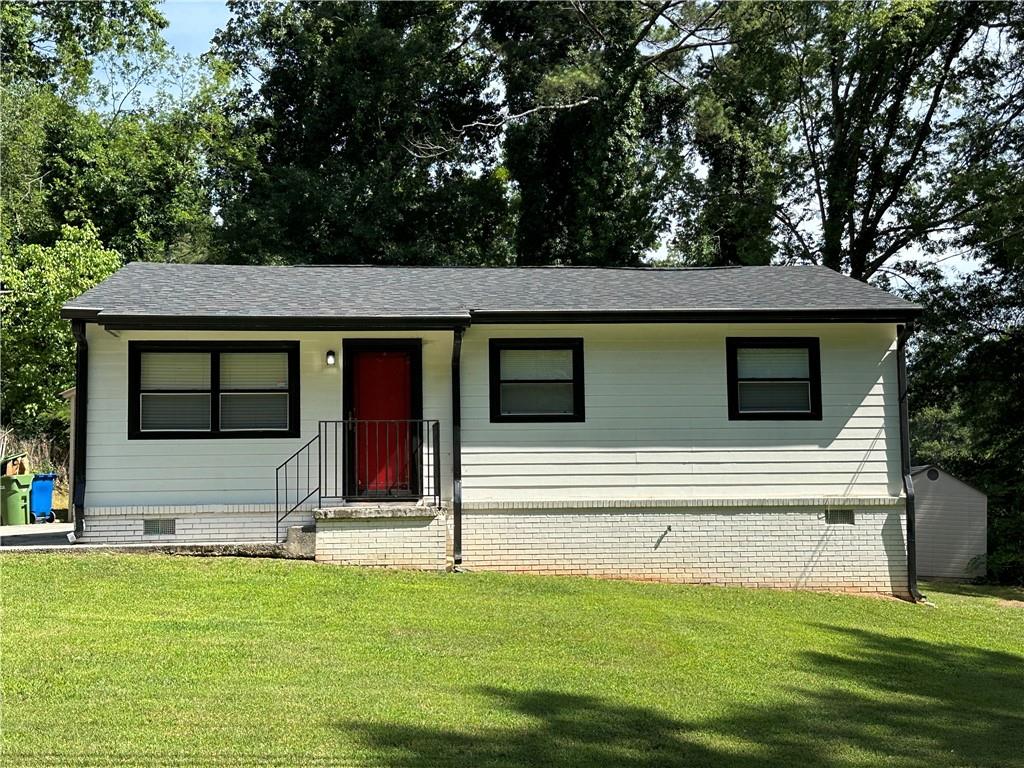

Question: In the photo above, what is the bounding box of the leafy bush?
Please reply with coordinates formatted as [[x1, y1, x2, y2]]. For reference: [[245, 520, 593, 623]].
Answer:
[[1, 222, 119, 436]]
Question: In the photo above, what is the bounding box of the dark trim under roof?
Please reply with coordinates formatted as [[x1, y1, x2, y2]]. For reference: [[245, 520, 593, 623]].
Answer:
[[469, 308, 918, 324], [61, 308, 919, 330], [66, 311, 471, 331]]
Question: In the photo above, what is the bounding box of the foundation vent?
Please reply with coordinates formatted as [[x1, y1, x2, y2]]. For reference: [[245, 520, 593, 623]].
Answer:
[[825, 509, 855, 526], [143, 518, 176, 536]]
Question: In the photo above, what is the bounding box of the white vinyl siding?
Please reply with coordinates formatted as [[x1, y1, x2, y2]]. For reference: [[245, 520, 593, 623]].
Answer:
[[83, 322, 901, 510], [460, 323, 902, 502], [84, 328, 454, 508]]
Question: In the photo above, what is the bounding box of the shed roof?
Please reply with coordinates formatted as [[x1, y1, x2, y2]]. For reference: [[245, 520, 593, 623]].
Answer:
[[911, 465, 988, 498], [62, 262, 920, 329]]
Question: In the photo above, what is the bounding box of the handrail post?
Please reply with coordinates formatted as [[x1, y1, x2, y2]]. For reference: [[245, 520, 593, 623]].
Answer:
[[432, 420, 441, 506]]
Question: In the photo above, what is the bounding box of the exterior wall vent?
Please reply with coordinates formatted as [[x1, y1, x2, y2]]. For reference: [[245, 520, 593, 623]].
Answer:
[[825, 509, 855, 525], [143, 518, 176, 536]]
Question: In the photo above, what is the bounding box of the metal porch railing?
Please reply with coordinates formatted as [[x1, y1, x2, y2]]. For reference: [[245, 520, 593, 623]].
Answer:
[[275, 419, 441, 540]]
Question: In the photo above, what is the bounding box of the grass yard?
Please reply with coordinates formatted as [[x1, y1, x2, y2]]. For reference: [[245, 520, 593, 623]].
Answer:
[[1, 555, 1022, 768]]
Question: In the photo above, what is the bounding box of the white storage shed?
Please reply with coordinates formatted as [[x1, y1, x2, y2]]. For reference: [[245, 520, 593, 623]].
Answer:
[[912, 465, 987, 579]]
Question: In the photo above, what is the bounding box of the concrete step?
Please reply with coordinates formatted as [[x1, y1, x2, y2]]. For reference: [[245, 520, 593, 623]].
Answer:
[[283, 524, 316, 558]]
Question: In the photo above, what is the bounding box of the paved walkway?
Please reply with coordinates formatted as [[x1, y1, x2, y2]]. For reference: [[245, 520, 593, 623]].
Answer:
[[0, 523, 74, 547]]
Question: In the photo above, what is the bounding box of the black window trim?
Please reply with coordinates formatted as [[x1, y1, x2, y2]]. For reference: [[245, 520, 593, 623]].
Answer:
[[128, 340, 300, 439], [489, 338, 585, 423], [726, 337, 822, 421]]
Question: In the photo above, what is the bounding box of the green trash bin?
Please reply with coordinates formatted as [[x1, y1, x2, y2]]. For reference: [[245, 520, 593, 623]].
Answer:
[[2, 453, 32, 526], [2, 475, 32, 525]]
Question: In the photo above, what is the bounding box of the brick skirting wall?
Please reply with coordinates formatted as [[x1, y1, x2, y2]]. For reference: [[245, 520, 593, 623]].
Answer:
[[81, 505, 313, 544], [459, 505, 909, 595], [79, 501, 909, 595], [315, 514, 447, 570]]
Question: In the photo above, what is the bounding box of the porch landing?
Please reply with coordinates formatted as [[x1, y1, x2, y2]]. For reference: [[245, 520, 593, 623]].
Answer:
[[313, 503, 441, 521]]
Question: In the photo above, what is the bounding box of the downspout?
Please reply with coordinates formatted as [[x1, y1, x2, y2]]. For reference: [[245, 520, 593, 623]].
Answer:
[[897, 322, 924, 602], [71, 320, 89, 537], [451, 325, 465, 565]]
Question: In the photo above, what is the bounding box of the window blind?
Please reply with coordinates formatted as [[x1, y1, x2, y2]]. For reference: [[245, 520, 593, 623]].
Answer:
[[220, 352, 289, 390], [133, 347, 296, 435], [500, 382, 575, 415], [140, 353, 210, 390], [500, 349, 574, 380], [736, 348, 809, 379], [489, 339, 584, 422], [737, 381, 811, 412], [220, 393, 289, 430], [140, 393, 211, 431]]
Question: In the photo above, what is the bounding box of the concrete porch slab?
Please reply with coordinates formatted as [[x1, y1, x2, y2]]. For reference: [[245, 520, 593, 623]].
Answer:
[[314, 505, 439, 521]]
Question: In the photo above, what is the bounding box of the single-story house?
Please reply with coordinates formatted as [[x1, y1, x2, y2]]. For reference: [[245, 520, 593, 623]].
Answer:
[[911, 465, 987, 579], [61, 262, 923, 597]]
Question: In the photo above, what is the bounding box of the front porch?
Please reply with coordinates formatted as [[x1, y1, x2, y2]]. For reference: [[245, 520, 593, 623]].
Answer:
[[275, 419, 444, 541]]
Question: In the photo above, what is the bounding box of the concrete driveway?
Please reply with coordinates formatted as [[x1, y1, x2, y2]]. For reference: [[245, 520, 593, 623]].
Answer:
[[0, 523, 74, 547]]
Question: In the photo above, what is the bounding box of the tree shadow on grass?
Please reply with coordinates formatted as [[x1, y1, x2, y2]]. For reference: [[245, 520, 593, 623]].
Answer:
[[921, 580, 1024, 603], [338, 626, 1024, 768]]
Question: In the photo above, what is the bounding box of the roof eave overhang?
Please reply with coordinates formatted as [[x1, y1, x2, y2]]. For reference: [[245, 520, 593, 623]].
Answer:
[[468, 308, 922, 324], [61, 310, 471, 331], [62, 306, 921, 328]]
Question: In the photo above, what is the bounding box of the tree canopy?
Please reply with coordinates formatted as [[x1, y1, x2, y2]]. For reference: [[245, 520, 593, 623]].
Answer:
[[210, 1, 513, 265]]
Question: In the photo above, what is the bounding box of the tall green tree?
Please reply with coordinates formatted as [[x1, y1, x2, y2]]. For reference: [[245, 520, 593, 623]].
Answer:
[[1, 0, 216, 436], [2, 0, 214, 264], [670, 2, 793, 266], [0, 224, 120, 435], [909, 266, 1024, 583], [0, 0, 165, 94], [666, 1, 1022, 280], [210, 0, 512, 265], [40, 96, 217, 262], [481, 1, 735, 266], [775, 1, 1019, 280], [481, 2, 669, 266]]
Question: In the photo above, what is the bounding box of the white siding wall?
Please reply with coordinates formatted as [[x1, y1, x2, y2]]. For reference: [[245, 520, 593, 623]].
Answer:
[[84, 328, 454, 511], [914, 470, 987, 578], [460, 323, 903, 502], [85, 322, 902, 510]]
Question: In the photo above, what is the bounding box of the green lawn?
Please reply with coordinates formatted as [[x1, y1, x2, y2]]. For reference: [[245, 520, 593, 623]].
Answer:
[[1, 555, 1022, 768]]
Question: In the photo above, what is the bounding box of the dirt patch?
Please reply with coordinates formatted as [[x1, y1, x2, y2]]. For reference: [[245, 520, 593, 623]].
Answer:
[[996, 598, 1024, 609]]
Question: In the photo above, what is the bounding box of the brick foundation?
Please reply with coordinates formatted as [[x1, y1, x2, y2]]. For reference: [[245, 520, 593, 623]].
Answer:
[[78, 502, 909, 595], [459, 505, 909, 594], [81, 505, 312, 544], [315, 514, 447, 570]]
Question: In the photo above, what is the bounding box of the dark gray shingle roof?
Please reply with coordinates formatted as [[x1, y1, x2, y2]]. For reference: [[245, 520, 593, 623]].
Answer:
[[62, 262, 919, 326]]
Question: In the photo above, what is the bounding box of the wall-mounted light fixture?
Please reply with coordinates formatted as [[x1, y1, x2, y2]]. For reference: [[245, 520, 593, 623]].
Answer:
[[325, 350, 336, 367]]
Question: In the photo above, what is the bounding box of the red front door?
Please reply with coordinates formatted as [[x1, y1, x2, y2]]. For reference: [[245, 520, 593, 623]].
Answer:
[[349, 349, 413, 496]]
